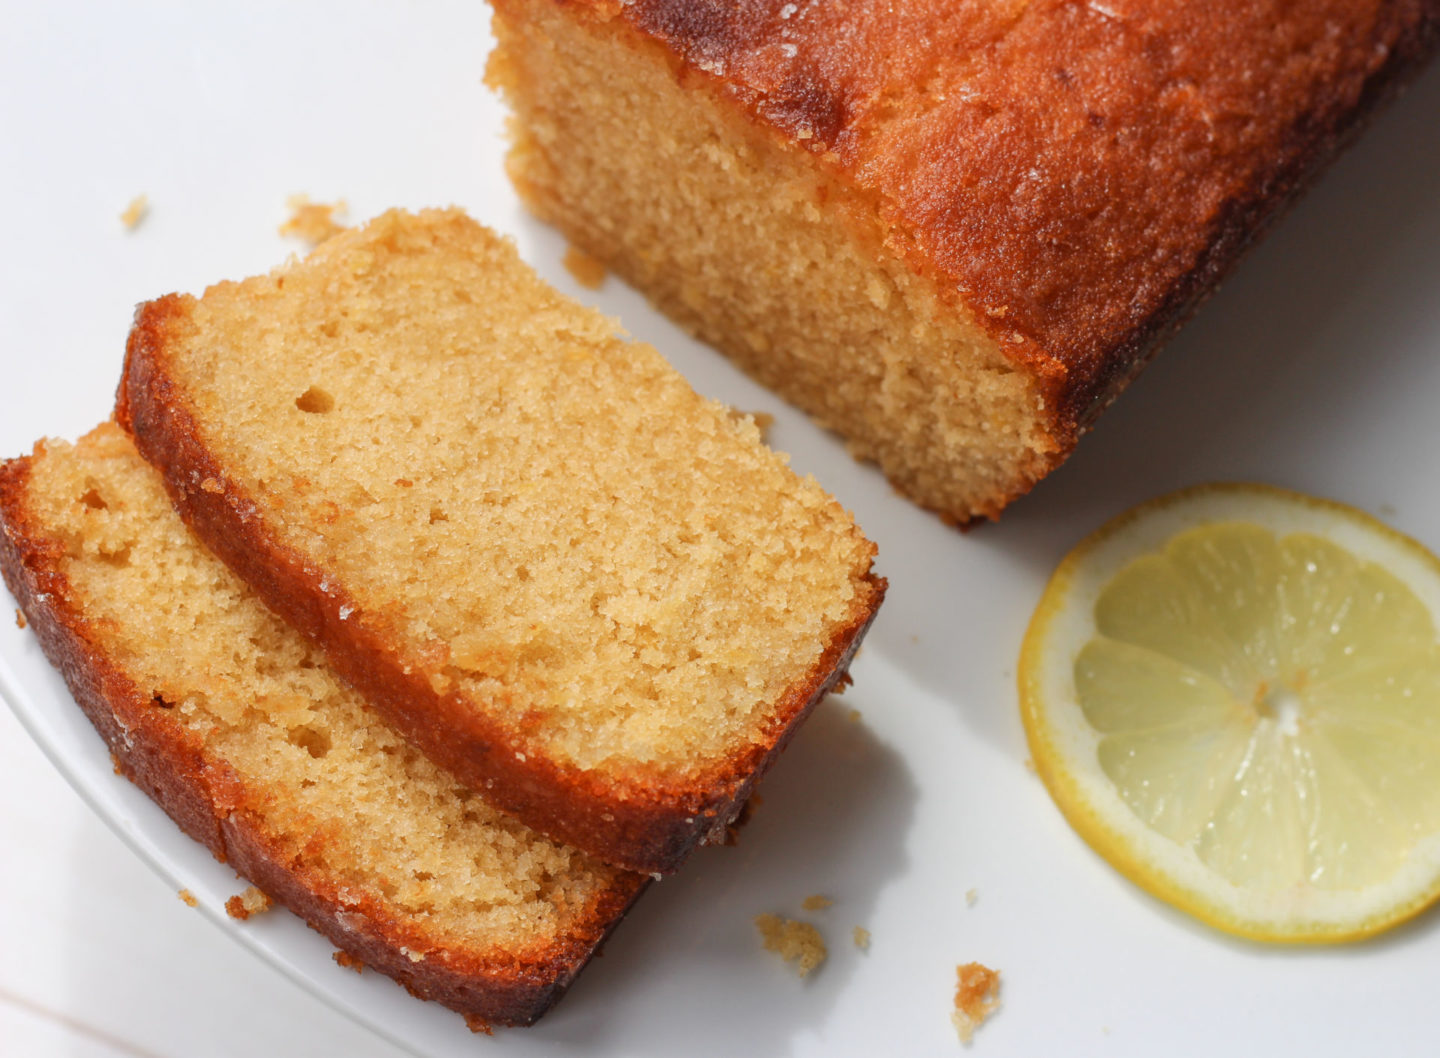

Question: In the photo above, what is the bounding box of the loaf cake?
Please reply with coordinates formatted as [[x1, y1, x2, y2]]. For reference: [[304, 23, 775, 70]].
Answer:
[[487, 0, 1440, 523], [0, 424, 647, 1027], [118, 208, 885, 874]]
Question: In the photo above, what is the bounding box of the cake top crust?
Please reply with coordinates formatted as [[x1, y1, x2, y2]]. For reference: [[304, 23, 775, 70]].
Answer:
[[566, 0, 1437, 430]]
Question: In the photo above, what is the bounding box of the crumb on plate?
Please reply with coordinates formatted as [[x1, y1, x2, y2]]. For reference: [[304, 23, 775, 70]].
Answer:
[[755, 913, 826, 977], [279, 194, 348, 246], [120, 195, 148, 230], [177, 888, 198, 908], [952, 962, 1001, 1044], [802, 894, 833, 911], [225, 885, 273, 920], [852, 925, 871, 950]]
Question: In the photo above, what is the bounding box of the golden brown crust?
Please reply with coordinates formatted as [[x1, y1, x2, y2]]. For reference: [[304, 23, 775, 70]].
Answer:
[[0, 445, 648, 1028], [532, 0, 1439, 460], [118, 297, 886, 873]]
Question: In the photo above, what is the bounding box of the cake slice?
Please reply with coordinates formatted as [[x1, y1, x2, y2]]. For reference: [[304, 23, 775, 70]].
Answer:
[[118, 208, 885, 874], [0, 424, 648, 1027], [487, 0, 1440, 522]]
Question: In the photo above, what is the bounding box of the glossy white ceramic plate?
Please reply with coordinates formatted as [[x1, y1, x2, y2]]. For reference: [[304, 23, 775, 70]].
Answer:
[[4, 4, 1440, 1055]]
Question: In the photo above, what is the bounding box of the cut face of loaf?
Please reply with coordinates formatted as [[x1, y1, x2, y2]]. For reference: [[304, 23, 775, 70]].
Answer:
[[0, 424, 647, 1027], [488, 0, 1440, 523], [118, 208, 885, 874]]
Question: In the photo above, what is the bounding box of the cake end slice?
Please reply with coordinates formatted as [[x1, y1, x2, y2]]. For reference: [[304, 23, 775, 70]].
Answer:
[[487, 0, 1440, 523]]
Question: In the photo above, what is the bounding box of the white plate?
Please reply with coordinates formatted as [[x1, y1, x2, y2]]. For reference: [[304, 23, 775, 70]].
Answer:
[[3, 3, 1440, 1055]]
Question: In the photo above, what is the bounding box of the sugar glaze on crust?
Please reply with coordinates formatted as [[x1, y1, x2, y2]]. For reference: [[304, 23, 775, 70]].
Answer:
[[0, 449, 649, 1028], [118, 296, 886, 874]]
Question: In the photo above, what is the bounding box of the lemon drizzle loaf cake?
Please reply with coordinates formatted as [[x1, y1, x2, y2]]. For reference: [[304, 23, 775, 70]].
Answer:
[[488, 0, 1440, 523], [118, 208, 885, 874], [0, 424, 647, 1027]]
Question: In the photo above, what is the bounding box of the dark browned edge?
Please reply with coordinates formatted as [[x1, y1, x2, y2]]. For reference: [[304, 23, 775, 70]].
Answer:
[[1033, 0, 1440, 480], [0, 445, 649, 1027], [117, 297, 887, 873], [504, 0, 1440, 526], [959, 4, 1438, 523]]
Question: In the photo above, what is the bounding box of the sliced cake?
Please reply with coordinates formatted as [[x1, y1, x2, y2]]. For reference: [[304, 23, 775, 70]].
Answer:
[[118, 208, 885, 873], [0, 424, 648, 1027]]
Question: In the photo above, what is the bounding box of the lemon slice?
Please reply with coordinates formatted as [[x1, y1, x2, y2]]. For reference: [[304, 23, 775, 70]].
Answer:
[[1020, 483, 1440, 942]]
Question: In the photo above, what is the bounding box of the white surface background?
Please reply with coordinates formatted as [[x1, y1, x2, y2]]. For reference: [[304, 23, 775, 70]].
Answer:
[[2, 2, 1440, 1055]]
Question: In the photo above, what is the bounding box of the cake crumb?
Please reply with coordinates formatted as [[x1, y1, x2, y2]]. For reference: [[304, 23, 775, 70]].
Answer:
[[562, 244, 607, 289], [724, 406, 775, 443], [15, 608, 26, 629], [120, 195, 149, 230], [966, 888, 979, 907], [848, 708, 862, 723], [465, 1014, 495, 1036], [333, 950, 365, 974], [852, 925, 870, 950], [177, 888, 198, 908], [801, 894, 833, 911], [952, 962, 1001, 1044], [279, 194, 349, 246], [225, 885, 273, 920], [755, 913, 826, 977]]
